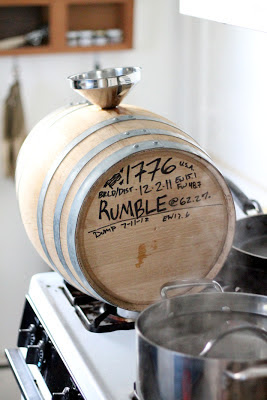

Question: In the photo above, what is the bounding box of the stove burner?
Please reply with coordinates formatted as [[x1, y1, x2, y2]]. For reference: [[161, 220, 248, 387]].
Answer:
[[62, 281, 135, 333]]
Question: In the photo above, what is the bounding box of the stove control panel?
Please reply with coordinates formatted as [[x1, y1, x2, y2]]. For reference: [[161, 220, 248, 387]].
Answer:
[[7, 299, 84, 400]]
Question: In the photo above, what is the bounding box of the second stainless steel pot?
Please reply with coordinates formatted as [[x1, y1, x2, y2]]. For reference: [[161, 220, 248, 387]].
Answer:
[[225, 178, 267, 261], [136, 284, 267, 400]]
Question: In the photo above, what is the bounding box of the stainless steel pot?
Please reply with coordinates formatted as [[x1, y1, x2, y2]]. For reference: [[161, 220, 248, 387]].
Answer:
[[225, 178, 267, 260], [136, 281, 267, 400]]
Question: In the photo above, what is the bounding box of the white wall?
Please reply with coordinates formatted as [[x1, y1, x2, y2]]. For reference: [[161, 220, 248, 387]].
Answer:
[[172, 12, 267, 205], [0, 0, 182, 367], [180, 0, 267, 33], [0, 0, 267, 385]]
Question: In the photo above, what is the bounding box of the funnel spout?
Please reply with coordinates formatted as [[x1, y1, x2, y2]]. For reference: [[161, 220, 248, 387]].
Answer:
[[68, 67, 141, 109]]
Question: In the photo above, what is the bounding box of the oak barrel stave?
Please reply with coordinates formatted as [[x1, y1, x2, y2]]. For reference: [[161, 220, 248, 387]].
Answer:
[[16, 104, 235, 310]]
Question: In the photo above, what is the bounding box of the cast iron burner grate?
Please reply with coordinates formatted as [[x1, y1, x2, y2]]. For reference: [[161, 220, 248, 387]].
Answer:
[[62, 281, 135, 333]]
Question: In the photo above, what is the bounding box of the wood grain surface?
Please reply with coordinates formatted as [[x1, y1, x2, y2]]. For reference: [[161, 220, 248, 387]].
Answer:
[[16, 103, 235, 310], [76, 149, 234, 309]]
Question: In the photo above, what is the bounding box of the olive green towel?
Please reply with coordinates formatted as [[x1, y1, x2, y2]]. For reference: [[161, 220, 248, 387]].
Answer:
[[3, 80, 26, 178]]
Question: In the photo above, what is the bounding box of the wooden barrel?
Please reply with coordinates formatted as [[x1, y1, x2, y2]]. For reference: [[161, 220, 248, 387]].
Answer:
[[16, 103, 235, 311]]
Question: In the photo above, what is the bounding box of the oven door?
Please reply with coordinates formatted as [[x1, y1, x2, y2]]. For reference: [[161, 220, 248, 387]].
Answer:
[[5, 348, 49, 400]]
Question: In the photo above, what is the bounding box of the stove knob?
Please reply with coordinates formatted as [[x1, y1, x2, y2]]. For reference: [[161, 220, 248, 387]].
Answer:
[[18, 323, 36, 347], [26, 339, 45, 367]]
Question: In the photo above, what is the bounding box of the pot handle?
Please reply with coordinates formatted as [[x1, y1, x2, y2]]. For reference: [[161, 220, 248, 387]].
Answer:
[[160, 278, 223, 299], [225, 363, 267, 381], [199, 322, 267, 357], [224, 177, 263, 215]]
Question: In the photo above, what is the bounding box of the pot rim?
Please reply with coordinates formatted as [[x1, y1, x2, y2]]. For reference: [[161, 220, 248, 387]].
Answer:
[[136, 292, 267, 363], [233, 214, 267, 260]]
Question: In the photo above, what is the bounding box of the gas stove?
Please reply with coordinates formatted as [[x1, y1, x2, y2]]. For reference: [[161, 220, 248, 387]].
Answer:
[[5, 250, 267, 400], [6, 272, 137, 400]]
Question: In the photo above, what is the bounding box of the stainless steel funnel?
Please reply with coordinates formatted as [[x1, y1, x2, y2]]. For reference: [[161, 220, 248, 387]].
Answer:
[[68, 67, 141, 109]]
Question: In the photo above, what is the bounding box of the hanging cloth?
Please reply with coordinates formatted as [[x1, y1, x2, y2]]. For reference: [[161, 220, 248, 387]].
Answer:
[[2, 76, 26, 178]]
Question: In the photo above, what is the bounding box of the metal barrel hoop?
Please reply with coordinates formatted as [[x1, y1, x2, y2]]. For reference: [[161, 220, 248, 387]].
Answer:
[[38, 115, 210, 290], [53, 127, 213, 283], [66, 140, 218, 306], [16, 103, 89, 193]]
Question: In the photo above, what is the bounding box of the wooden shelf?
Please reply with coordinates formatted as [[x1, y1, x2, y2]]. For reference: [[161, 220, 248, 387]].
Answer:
[[0, 0, 134, 56]]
